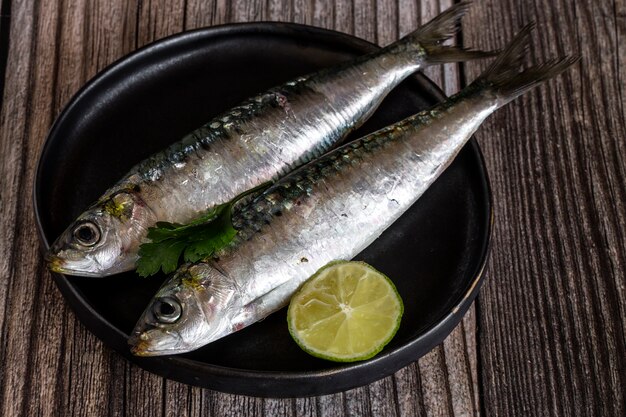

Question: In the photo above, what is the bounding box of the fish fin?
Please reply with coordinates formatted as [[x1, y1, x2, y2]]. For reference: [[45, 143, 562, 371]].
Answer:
[[474, 23, 579, 103], [388, 2, 498, 62]]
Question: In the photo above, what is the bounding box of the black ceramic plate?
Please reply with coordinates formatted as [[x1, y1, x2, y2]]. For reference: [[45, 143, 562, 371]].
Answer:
[[34, 23, 492, 397]]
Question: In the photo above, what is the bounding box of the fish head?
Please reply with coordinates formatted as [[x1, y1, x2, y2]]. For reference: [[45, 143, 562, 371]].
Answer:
[[46, 191, 155, 277], [129, 262, 239, 356]]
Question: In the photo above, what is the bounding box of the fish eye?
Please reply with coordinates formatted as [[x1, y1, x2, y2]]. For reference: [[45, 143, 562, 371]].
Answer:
[[153, 297, 182, 323], [73, 222, 101, 247]]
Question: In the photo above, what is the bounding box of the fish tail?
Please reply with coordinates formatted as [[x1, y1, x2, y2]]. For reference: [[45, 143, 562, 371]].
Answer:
[[386, 2, 497, 63], [473, 23, 579, 105]]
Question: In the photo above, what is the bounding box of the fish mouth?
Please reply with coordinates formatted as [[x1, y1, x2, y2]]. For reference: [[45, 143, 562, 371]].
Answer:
[[128, 336, 152, 356], [44, 253, 104, 278], [45, 253, 66, 273], [128, 330, 186, 357]]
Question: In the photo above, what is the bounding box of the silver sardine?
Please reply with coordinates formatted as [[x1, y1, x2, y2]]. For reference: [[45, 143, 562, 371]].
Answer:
[[129, 25, 577, 356], [46, 3, 491, 277]]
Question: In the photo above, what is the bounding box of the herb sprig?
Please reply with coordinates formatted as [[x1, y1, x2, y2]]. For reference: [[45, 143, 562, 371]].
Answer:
[[135, 183, 269, 277], [136, 203, 237, 277]]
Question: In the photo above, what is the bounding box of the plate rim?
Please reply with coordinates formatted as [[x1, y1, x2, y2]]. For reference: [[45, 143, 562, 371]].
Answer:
[[33, 21, 493, 397]]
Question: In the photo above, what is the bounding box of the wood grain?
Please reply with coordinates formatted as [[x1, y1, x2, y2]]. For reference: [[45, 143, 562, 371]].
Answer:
[[462, 1, 626, 416], [0, 0, 623, 416]]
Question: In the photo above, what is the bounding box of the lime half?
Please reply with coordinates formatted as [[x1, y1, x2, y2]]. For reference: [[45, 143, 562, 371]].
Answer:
[[288, 260, 403, 362]]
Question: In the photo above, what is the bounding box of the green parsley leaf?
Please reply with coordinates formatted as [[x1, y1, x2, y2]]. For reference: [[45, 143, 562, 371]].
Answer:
[[137, 239, 187, 277], [135, 182, 270, 277], [136, 202, 234, 277]]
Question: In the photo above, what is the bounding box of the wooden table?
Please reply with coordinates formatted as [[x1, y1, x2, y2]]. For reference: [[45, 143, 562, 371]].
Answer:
[[0, 0, 623, 415]]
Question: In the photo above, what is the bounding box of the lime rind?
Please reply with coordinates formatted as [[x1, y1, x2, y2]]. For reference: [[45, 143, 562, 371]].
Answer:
[[287, 260, 404, 362]]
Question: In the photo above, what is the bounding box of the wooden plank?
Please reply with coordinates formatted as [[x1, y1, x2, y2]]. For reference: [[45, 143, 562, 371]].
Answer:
[[268, 0, 293, 22], [0, 1, 67, 416], [0, 7, 36, 402], [209, 393, 263, 416], [462, 0, 626, 416], [136, 0, 185, 47]]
